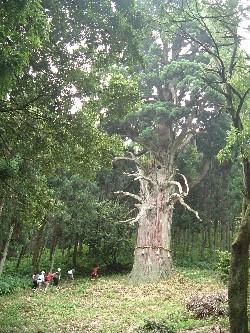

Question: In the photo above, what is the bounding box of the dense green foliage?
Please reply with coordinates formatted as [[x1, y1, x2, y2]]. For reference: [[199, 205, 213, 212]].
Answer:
[[0, 275, 30, 296]]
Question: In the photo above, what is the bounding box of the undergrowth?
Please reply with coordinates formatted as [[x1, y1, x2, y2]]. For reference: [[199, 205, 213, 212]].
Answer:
[[0, 275, 30, 295]]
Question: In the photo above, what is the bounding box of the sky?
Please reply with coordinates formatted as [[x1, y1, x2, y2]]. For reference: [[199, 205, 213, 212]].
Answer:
[[240, 0, 250, 52]]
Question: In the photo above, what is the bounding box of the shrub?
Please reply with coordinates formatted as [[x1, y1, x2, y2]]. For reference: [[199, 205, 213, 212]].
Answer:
[[186, 292, 228, 319], [137, 320, 176, 333], [0, 275, 30, 295], [216, 250, 231, 283]]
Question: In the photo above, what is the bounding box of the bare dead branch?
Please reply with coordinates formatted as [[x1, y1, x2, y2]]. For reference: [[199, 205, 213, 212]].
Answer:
[[124, 172, 157, 186], [178, 173, 189, 196], [168, 192, 201, 220], [114, 191, 142, 203], [117, 217, 139, 224], [168, 180, 183, 195], [117, 204, 153, 225], [179, 197, 201, 221]]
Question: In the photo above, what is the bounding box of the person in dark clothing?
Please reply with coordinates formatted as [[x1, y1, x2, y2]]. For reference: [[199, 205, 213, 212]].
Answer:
[[53, 270, 60, 286], [90, 265, 99, 279], [32, 273, 39, 290]]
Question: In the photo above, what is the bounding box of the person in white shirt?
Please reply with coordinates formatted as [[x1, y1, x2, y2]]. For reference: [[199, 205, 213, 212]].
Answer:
[[37, 271, 45, 290], [57, 268, 61, 280], [67, 269, 75, 280]]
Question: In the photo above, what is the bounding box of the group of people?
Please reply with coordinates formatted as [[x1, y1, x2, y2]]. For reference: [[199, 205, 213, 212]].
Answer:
[[32, 265, 99, 291], [32, 268, 62, 291]]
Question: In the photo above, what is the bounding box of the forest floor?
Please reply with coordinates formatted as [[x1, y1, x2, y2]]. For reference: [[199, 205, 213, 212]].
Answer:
[[0, 268, 229, 333]]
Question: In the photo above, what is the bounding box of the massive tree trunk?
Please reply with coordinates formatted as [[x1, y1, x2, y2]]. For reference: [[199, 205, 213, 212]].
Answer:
[[130, 194, 174, 281], [0, 218, 16, 277], [115, 152, 200, 282], [129, 159, 176, 281]]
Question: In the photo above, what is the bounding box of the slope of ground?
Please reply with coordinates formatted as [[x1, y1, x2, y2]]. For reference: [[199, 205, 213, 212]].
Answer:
[[0, 268, 228, 333]]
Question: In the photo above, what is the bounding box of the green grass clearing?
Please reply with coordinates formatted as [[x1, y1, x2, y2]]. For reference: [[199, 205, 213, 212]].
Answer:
[[0, 269, 228, 333]]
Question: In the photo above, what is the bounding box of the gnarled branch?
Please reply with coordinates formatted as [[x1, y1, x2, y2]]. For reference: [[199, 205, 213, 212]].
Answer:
[[168, 193, 201, 221], [117, 203, 154, 225], [124, 172, 157, 186], [114, 191, 142, 203], [168, 180, 183, 195], [177, 173, 189, 196]]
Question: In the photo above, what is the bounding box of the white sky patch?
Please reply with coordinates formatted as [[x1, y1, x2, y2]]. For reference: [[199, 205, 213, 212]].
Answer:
[[178, 42, 192, 56], [100, 108, 108, 116], [239, 22, 250, 54], [240, 0, 250, 53], [180, 91, 191, 106], [70, 97, 83, 114], [111, 1, 117, 12], [152, 86, 158, 96]]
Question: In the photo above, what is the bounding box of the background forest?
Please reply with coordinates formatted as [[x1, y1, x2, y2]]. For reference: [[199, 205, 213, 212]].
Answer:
[[0, 1, 249, 333]]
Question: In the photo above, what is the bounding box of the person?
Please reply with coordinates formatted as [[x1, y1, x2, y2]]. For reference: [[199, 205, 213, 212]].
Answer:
[[36, 271, 45, 291], [67, 268, 75, 280], [32, 272, 39, 290], [53, 269, 61, 287], [44, 271, 53, 292], [90, 264, 99, 279], [57, 268, 61, 280]]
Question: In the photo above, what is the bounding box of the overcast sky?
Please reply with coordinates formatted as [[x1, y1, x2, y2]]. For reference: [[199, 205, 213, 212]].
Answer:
[[240, 0, 250, 53]]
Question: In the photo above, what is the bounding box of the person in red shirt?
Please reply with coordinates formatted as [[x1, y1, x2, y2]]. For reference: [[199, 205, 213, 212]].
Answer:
[[90, 265, 100, 279], [44, 272, 53, 291]]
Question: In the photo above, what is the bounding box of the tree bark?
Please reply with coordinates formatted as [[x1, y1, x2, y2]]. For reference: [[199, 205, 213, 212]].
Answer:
[[0, 219, 16, 277], [228, 158, 250, 333], [228, 202, 249, 333], [130, 204, 174, 281], [50, 242, 57, 272], [130, 164, 175, 282], [0, 200, 4, 221], [117, 150, 201, 282], [78, 239, 83, 256], [16, 242, 27, 272], [61, 243, 65, 257], [32, 218, 47, 272], [72, 235, 78, 267]]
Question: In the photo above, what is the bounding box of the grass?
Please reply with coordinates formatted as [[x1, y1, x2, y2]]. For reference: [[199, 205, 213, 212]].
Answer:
[[0, 268, 228, 333]]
